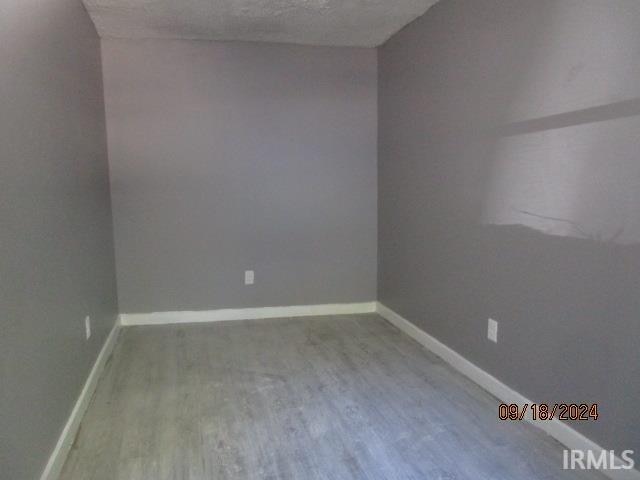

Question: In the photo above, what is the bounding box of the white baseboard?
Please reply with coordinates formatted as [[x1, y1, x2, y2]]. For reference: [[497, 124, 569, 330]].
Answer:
[[40, 321, 121, 480], [120, 302, 377, 326], [38, 303, 636, 480], [375, 302, 640, 480]]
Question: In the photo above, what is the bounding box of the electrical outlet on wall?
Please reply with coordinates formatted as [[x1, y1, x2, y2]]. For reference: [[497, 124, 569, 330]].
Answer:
[[85, 316, 91, 340], [244, 270, 255, 285], [487, 318, 498, 343]]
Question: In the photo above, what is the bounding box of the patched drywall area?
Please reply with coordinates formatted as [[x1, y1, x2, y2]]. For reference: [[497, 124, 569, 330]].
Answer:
[[83, 0, 438, 46]]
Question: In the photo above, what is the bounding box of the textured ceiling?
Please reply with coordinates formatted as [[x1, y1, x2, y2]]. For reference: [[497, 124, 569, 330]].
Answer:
[[83, 0, 439, 47]]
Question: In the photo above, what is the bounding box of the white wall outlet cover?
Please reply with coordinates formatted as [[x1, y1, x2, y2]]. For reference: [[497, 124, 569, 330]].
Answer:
[[244, 270, 255, 285], [487, 318, 498, 343], [85, 316, 91, 340]]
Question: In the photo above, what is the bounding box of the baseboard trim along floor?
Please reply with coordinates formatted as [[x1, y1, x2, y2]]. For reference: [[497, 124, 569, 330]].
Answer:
[[375, 302, 640, 480], [42, 304, 637, 480], [40, 322, 121, 480], [119, 302, 377, 326]]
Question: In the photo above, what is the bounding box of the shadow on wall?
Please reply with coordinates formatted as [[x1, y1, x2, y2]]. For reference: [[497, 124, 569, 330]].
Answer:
[[482, 97, 640, 245], [481, 98, 640, 244], [478, 1, 640, 245], [378, 0, 640, 455]]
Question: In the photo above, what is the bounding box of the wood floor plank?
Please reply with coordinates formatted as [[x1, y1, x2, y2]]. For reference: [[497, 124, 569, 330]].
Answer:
[[59, 314, 608, 480]]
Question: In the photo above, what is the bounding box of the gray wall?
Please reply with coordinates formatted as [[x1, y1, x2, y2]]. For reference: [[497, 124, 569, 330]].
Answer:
[[379, 0, 640, 454], [0, 1, 118, 479], [102, 39, 377, 313]]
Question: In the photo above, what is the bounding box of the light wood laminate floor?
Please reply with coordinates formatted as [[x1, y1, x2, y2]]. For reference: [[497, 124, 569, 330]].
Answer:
[[60, 314, 607, 480]]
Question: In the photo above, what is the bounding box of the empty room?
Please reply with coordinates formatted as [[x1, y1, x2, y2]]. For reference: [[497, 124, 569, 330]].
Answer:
[[2, 0, 640, 479]]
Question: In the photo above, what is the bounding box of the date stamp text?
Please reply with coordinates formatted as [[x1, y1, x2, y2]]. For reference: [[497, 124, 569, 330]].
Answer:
[[499, 403, 599, 421]]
